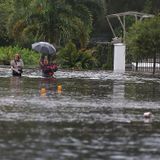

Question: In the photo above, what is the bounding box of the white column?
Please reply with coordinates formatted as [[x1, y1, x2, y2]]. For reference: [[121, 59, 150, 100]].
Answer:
[[114, 43, 126, 72]]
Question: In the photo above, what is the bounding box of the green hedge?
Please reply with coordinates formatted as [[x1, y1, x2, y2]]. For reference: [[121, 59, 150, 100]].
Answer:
[[0, 46, 40, 66]]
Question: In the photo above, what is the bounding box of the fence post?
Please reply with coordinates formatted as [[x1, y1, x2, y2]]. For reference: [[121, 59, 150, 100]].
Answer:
[[113, 43, 126, 72]]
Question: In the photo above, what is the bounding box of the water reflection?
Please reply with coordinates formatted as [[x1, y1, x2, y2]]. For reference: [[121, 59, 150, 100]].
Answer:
[[39, 78, 62, 96], [113, 81, 125, 100], [125, 81, 160, 101], [10, 77, 22, 96]]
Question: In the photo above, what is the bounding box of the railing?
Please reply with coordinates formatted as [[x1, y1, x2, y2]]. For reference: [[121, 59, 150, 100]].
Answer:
[[131, 57, 160, 73]]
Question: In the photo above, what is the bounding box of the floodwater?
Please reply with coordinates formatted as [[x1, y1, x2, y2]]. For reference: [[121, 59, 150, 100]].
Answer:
[[0, 67, 160, 160]]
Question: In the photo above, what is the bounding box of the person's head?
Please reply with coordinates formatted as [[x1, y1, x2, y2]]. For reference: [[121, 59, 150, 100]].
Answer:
[[43, 57, 48, 65], [15, 53, 20, 61]]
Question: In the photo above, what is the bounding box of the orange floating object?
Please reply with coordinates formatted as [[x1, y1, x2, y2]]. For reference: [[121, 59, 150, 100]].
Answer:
[[40, 87, 46, 96], [57, 85, 62, 93]]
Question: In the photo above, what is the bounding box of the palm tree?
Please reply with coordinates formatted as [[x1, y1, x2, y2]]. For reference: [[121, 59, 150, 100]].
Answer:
[[7, 0, 106, 48], [0, 0, 14, 45]]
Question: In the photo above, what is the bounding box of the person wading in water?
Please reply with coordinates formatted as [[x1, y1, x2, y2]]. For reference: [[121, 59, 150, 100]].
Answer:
[[40, 56, 57, 77], [10, 53, 24, 76]]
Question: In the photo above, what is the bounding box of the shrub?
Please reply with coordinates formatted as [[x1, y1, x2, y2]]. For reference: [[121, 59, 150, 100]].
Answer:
[[57, 42, 97, 69], [0, 46, 39, 66]]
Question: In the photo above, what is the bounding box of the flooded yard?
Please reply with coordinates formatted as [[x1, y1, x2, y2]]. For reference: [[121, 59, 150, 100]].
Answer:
[[0, 68, 160, 160]]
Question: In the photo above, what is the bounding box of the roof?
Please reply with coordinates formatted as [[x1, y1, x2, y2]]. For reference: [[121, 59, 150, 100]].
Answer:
[[107, 11, 154, 19], [106, 11, 155, 42]]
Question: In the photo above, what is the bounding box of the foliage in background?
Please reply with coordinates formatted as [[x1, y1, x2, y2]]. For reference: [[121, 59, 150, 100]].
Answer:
[[93, 44, 113, 69], [0, 46, 39, 66], [1, 0, 159, 47], [0, 0, 13, 45], [6, 0, 106, 49], [126, 16, 160, 61], [143, 0, 160, 14], [57, 42, 97, 69], [126, 15, 160, 73]]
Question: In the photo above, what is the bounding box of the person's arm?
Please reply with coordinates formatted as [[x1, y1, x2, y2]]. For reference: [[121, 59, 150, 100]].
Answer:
[[11, 67, 20, 73], [10, 60, 20, 73]]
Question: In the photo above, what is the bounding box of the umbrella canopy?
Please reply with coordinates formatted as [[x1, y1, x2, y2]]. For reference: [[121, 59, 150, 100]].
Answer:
[[32, 42, 56, 55]]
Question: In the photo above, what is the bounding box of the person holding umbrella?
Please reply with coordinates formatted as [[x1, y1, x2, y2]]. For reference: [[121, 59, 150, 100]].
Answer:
[[32, 42, 58, 77], [40, 56, 58, 77], [10, 53, 24, 76]]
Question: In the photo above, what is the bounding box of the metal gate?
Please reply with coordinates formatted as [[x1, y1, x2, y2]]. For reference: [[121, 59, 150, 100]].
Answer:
[[130, 55, 160, 74]]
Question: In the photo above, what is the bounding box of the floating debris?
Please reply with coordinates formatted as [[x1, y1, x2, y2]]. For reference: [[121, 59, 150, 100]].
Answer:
[[143, 112, 152, 118]]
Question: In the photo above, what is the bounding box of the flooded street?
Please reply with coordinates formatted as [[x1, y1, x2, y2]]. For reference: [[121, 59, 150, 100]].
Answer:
[[0, 68, 160, 160]]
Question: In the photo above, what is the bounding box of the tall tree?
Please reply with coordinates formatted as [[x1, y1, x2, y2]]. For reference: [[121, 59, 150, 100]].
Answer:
[[0, 0, 14, 45], [126, 16, 160, 74], [143, 0, 160, 14], [7, 0, 33, 46], [7, 0, 106, 48]]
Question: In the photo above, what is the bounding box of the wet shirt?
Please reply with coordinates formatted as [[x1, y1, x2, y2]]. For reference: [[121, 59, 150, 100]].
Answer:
[[10, 59, 24, 76], [41, 64, 58, 77], [10, 59, 24, 69]]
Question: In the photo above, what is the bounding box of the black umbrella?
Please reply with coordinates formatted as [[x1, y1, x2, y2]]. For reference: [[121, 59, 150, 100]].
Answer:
[[32, 42, 56, 55]]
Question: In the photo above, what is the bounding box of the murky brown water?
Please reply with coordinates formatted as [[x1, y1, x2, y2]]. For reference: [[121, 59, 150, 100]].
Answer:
[[0, 67, 160, 160]]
